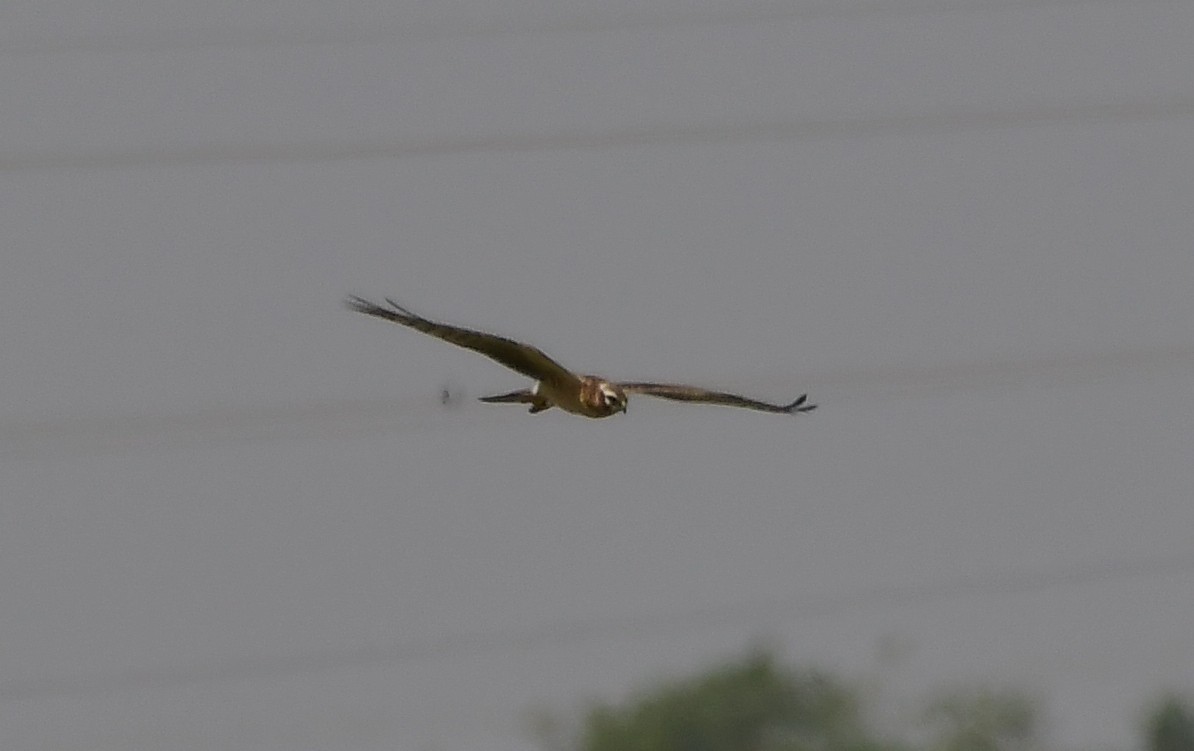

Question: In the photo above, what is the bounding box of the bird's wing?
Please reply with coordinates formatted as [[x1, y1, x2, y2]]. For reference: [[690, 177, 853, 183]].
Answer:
[[346, 296, 581, 389], [617, 382, 816, 414]]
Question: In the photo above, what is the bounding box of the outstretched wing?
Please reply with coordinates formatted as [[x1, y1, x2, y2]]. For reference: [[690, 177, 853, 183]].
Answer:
[[618, 382, 816, 414], [346, 296, 581, 389]]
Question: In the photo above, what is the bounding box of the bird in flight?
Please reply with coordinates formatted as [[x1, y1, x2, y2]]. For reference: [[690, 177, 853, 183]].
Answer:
[[346, 296, 816, 419]]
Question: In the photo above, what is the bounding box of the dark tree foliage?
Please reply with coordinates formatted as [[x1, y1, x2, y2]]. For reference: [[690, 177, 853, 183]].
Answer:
[[575, 648, 902, 751], [532, 645, 1189, 751], [1145, 694, 1194, 751]]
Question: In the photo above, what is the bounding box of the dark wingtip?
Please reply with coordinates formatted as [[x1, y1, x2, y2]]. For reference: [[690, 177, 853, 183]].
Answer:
[[784, 394, 817, 414], [345, 295, 419, 321], [384, 298, 417, 317], [344, 294, 374, 312]]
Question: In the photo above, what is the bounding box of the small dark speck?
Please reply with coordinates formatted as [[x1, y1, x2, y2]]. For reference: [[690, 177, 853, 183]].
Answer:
[[440, 382, 465, 408]]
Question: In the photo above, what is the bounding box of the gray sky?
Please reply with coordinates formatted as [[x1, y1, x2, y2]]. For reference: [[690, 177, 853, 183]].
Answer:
[[2, 2, 1193, 749]]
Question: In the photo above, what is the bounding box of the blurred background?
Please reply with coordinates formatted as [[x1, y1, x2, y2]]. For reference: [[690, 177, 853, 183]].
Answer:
[[1, 2, 1192, 749]]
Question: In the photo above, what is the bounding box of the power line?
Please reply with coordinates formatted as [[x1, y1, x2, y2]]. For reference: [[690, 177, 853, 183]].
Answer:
[[2, 550, 1190, 701], [3, 343, 1191, 460], [3, 95, 1192, 174], [0, 391, 483, 461], [0, 0, 1160, 57], [799, 342, 1194, 402]]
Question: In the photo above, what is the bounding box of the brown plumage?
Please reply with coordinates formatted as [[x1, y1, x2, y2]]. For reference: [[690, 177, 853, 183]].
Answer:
[[346, 296, 816, 419]]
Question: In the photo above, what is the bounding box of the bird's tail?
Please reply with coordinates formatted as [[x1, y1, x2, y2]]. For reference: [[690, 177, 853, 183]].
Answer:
[[479, 388, 535, 404], [479, 389, 553, 413]]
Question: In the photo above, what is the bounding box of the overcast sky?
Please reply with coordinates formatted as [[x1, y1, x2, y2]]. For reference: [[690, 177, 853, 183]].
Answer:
[[2, 2, 1193, 750]]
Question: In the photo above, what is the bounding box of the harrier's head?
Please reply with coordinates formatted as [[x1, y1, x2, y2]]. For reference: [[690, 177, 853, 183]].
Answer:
[[597, 382, 628, 416]]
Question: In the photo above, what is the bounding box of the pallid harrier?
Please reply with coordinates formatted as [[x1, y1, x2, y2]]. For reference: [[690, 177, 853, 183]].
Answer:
[[346, 296, 816, 419]]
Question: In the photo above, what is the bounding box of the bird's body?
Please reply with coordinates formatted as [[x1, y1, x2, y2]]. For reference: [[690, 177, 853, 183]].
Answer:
[[481, 377, 627, 418], [346, 296, 815, 419]]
